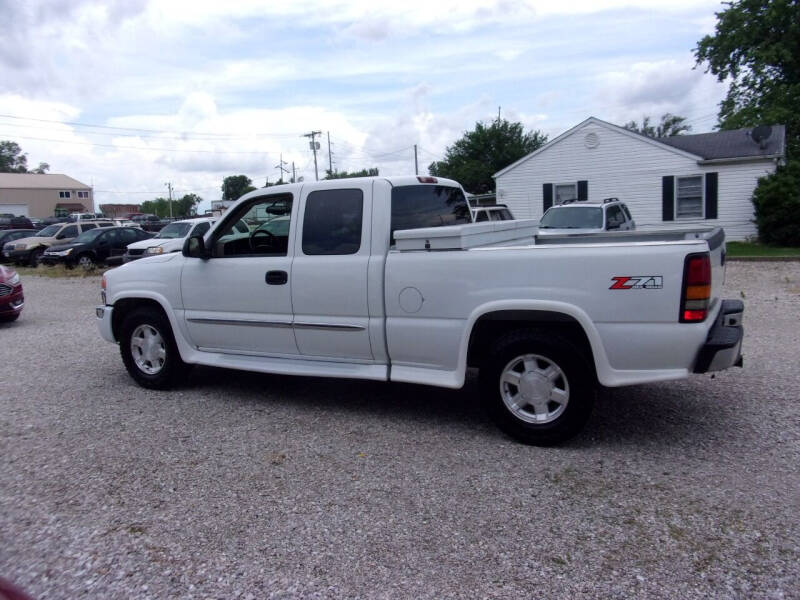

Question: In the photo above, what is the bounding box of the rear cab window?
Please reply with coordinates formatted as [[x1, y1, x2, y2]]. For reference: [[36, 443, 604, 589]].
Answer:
[[391, 184, 471, 245], [302, 189, 363, 255]]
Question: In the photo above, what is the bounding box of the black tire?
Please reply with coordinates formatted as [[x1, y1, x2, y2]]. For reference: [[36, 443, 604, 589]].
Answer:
[[119, 307, 189, 389], [29, 247, 44, 267], [0, 312, 20, 323], [479, 329, 595, 446], [76, 253, 95, 270]]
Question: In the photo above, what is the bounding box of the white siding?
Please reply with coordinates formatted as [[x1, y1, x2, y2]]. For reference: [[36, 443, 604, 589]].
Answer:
[[495, 122, 777, 241]]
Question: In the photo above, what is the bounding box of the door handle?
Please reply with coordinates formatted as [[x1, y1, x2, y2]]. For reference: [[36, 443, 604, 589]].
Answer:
[[265, 270, 288, 285]]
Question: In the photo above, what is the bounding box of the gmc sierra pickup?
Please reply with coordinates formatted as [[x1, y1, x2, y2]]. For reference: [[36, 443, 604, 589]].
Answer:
[[96, 176, 743, 445]]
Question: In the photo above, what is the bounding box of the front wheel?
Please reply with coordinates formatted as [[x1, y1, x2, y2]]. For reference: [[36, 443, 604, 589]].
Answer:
[[119, 307, 189, 389], [480, 330, 595, 446], [76, 253, 95, 270], [29, 247, 44, 267]]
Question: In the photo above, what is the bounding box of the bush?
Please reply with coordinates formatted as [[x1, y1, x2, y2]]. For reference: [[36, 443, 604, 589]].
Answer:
[[752, 160, 800, 246]]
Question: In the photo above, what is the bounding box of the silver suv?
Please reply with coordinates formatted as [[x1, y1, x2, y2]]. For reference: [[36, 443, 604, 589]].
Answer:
[[538, 198, 635, 235]]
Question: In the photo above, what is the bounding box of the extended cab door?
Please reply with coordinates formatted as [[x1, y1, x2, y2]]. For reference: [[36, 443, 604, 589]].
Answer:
[[181, 191, 299, 356], [290, 181, 373, 360]]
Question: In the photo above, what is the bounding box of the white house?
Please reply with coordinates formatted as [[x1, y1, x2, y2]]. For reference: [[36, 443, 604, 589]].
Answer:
[[493, 117, 785, 240]]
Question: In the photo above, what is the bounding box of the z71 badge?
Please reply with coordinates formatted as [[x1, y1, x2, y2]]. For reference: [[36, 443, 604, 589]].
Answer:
[[610, 276, 663, 290]]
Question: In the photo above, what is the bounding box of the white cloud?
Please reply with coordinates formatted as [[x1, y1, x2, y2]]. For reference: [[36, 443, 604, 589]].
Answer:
[[595, 56, 727, 129]]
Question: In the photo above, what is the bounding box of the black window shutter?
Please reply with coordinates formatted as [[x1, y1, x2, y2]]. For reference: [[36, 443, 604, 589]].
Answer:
[[577, 180, 588, 201], [543, 183, 553, 212], [662, 176, 675, 221], [705, 172, 718, 219]]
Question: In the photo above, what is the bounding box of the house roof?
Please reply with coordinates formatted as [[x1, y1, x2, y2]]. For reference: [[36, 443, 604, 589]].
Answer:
[[494, 117, 702, 179], [494, 117, 786, 178], [0, 173, 91, 190], [656, 125, 785, 160]]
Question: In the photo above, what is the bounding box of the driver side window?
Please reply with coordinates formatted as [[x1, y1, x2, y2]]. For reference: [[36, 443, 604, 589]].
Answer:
[[212, 194, 293, 257]]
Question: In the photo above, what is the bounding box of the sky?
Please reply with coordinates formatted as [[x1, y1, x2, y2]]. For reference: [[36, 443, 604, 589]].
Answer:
[[0, 0, 728, 213]]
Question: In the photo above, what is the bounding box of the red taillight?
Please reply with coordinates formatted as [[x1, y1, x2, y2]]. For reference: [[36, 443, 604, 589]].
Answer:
[[417, 176, 438, 184], [101, 275, 107, 290], [681, 253, 711, 322]]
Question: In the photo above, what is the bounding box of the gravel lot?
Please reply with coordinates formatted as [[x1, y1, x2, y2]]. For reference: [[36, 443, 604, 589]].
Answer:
[[1, 262, 799, 599]]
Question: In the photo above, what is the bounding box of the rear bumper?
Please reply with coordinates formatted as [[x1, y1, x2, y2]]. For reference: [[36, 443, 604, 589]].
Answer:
[[693, 299, 744, 373]]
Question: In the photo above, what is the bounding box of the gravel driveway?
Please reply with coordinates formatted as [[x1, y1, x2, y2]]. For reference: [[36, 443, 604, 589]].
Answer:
[[1, 262, 799, 599]]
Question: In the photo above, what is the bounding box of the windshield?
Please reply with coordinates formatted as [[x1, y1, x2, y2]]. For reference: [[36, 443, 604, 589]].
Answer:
[[539, 206, 603, 229], [155, 222, 192, 239], [37, 225, 62, 237], [72, 228, 106, 243]]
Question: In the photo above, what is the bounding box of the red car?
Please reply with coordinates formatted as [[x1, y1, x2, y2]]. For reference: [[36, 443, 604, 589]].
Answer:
[[0, 264, 24, 322]]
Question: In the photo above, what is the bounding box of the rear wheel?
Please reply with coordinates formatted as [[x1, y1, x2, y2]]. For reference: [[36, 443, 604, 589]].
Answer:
[[119, 307, 189, 389], [480, 330, 595, 446]]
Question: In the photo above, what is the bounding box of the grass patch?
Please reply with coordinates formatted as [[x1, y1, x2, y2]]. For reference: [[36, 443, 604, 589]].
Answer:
[[14, 264, 109, 278], [726, 241, 800, 258]]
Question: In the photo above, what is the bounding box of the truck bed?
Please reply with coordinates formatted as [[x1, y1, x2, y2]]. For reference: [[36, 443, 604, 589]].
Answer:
[[393, 220, 725, 252]]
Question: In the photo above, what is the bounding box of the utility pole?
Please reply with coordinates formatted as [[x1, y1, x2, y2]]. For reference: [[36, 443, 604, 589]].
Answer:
[[165, 182, 173, 218], [497, 106, 501, 122], [302, 131, 322, 180], [414, 144, 418, 175], [327, 131, 335, 175], [275, 153, 289, 183], [292, 161, 296, 183]]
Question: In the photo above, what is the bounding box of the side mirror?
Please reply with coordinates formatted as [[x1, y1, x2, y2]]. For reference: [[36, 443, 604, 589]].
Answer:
[[183, 235, 210, 259]]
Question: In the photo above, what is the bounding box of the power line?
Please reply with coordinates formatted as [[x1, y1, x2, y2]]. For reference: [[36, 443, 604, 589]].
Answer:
[[0, 132, 274, 154], [0, 113, 300, 139]]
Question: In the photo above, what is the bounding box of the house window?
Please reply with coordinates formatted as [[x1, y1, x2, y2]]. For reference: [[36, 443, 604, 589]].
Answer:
[[77, 191, 89, 199], [676, 176, 703, 219], [555, 183, 577, 204], [59, 191, 71, 199]]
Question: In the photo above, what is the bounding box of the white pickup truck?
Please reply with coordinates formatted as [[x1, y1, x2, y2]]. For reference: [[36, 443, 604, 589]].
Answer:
[[96, 176, 743, 445]]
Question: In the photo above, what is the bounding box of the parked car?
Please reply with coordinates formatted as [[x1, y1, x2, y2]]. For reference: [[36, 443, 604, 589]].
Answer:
[[28, 218, 45, 230], [0, 230, 37, 263], [43, 226, 152, 269], [472, 204, 514, 222], [132, 214, 166, 233], [4, 221, 114, 266], [0, 264, 23, 322], [110, 219, 142, 228], [42, 216, 70, 226], [96, 176, 743, 446], [0, 216, 34, 231], [124, 217, 215, 262], [69, 212, 105, 222], [538, 198, 635, 235]]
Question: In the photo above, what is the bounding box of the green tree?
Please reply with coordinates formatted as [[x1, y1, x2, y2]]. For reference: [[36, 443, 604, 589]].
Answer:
[[695, 0, 800, 157], [428, 119, 547, 194], [324, 167, 379, 179], [141, 198, 169, 217], [751, 161, 800, 245], [0, 140, 49, 173], [221, 175, 256, 201], [623, 113, 692, 137], [173, 193, 202, 217]]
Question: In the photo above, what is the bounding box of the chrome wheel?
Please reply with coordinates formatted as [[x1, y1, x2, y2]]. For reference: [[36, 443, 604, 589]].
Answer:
[[499, 353, 570, 424], [130, 324, 166, 375], [78, 255, 94, 269]]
